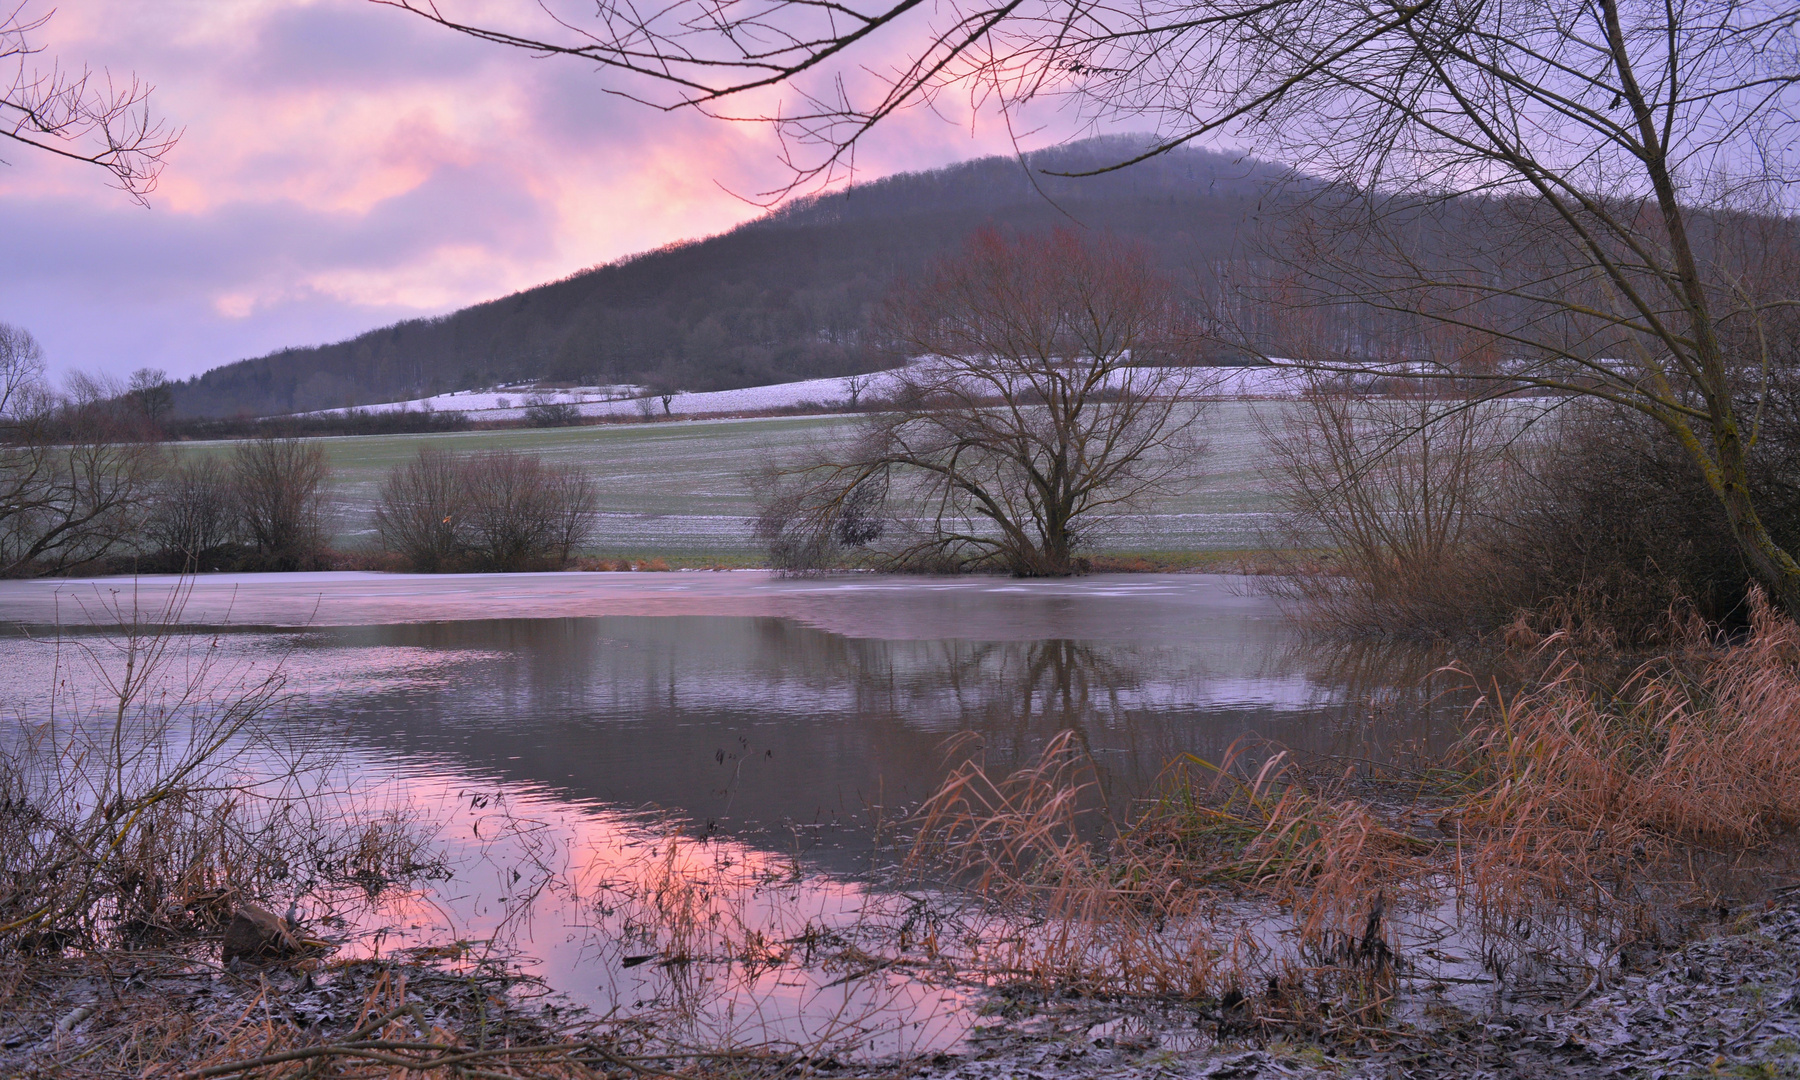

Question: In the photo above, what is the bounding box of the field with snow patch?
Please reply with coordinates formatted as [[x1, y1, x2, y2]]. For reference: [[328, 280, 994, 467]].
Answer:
[[177, 401, 1287, 562]]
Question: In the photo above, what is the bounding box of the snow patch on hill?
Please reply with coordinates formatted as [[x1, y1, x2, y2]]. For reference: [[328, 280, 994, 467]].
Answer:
[[295, 366, 1309, 422]]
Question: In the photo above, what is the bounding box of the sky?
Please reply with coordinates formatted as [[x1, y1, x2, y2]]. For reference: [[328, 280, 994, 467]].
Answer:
[[0, 0, 1073, 383]]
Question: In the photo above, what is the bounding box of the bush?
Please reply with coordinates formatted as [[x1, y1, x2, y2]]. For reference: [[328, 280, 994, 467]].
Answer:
[[1263, 384, 1800, 642], [232, 436, 332, 570], [462, 450, 595, 570], [142, 460, 240, 570], [0, 585, 440, 956], [1483, 399, 1800, 635], [523, 397, 582, 427], [1259, 387, 1519, 637], [163, 409, 471, 441], [372, 447, 466, 572], [373, 448, 599, 572]]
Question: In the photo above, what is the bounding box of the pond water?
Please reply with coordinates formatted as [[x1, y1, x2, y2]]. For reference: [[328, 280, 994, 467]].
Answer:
[[0, 571, 1464, 1057]]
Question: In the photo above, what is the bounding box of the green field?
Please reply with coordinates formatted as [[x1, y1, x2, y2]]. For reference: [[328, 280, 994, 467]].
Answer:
[[172, 404, 1284, 562]]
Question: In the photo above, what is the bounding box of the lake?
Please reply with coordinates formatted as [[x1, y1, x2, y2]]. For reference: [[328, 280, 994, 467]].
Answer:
[[0, 571, 1463, 1057]]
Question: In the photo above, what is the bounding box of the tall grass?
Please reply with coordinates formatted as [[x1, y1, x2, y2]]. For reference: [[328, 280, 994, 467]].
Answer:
[[906, 595, 1800, 1023], [905, 731, 1417, 1024], [0, 579, 437, 954], [1456, 592, 1800, 971]]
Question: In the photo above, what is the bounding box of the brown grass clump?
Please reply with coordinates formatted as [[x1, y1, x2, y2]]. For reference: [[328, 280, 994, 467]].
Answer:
[[1455, 590, 1800, 972], [906, 732, 1416, 1026], [907, 593, 1800, 1025], [907, 731, 1250, 1001]]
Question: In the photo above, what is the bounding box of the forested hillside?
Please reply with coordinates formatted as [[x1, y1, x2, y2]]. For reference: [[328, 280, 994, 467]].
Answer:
[[171, 137, 1292, 418]]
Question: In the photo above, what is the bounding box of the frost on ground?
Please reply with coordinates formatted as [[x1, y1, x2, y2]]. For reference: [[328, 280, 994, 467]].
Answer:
[[294, 367, 1313, 422], [899, 894, 1800, 1080]]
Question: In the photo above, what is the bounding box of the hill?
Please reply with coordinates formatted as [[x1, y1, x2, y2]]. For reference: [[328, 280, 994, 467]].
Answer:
[[171, 137, 1291, 419]]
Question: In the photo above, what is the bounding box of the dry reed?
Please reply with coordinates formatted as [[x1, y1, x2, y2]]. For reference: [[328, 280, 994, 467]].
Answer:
[[905, 593, 1800, 1029], [905, 732, 1412, 1020], [0, 578, 442, 955], [1454, 590, 1800, 974]]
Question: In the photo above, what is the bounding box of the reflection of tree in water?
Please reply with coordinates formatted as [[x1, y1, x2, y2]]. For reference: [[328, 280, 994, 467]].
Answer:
[[280, 616, 1467, 864], [1265, 636, 1478, 767]]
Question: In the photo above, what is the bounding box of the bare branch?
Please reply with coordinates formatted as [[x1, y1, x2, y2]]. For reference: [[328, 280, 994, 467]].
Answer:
[[1, 6, 179, 203]]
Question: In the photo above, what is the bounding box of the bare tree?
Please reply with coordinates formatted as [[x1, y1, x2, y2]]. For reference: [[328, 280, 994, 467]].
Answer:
[[463, 450, 556, 571], [373, 447, 467, 572], [842, 372, 875, 410], [549, 463, 602, 564], [758, 229, 1208, 576], [3, 7, 177, 201], [144, 459, 238, 568], [127, 367, 173, 426], [0, 322, 45, 420], [232, 436, 331, 570], [374, 447, 598, 572], [0, 325, 159, 577], [1258, 382, 1522, 637]]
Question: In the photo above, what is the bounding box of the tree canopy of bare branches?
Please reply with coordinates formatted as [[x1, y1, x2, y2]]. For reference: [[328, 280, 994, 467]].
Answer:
[[375, 447, 599, 571], [2, 6, 177, 201], [0, 324, 159, 577], [232, 436, 332, 571], [1192, 0, 1800, 615], [758, 229, 1207, 575]]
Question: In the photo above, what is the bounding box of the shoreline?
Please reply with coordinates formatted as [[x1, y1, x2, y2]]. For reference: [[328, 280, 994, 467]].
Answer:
[[9, 892, 1797, 1078]]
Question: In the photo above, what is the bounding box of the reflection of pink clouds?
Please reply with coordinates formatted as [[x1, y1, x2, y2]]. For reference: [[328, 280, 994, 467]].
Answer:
[[317, 768, 978, 1057]]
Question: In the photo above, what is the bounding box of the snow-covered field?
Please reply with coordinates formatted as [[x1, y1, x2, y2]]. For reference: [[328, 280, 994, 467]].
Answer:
[[298, 366, 1311, 422]]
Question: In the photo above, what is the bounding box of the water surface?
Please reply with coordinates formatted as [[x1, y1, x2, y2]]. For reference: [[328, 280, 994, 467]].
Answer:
[[0, 571, 1461, 1055]]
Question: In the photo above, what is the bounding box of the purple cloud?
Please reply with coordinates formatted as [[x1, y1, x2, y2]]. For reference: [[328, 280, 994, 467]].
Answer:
[[0, 0, 1083, 384]]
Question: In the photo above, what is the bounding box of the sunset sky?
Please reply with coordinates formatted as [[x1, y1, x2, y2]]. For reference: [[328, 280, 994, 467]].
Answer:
[[1, 0, 1081, 382]]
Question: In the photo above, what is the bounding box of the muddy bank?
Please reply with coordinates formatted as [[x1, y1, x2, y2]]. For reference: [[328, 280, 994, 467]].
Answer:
[[905, 895, 1800, 1080], [6, 893, 1796, 1078]]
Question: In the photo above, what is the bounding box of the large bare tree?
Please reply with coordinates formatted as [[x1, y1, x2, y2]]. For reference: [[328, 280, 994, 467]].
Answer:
[[389, 0, 1800, 612], [758, 229, 1207, 575]]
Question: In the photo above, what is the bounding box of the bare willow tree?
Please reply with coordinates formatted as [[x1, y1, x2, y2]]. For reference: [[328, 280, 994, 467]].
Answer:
[[373, 446, 467, 571], [758, 229, 1207, 575], [1258, 382, 1530, 636], [391, 0, 1800, 611], [2, 7, 177, 200], [462, 449, 600, 571], [143, 460, 238, 568]]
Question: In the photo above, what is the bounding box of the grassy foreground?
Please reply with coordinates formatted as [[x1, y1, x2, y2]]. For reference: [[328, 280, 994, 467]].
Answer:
[[169, 404, 1284, 564]]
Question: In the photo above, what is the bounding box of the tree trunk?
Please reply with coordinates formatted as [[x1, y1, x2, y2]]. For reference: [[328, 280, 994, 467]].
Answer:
[[1714, 430, 1800, 618]]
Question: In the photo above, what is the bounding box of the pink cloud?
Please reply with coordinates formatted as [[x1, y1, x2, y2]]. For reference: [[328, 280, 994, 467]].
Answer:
[[0, 0, 1084, 381]]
